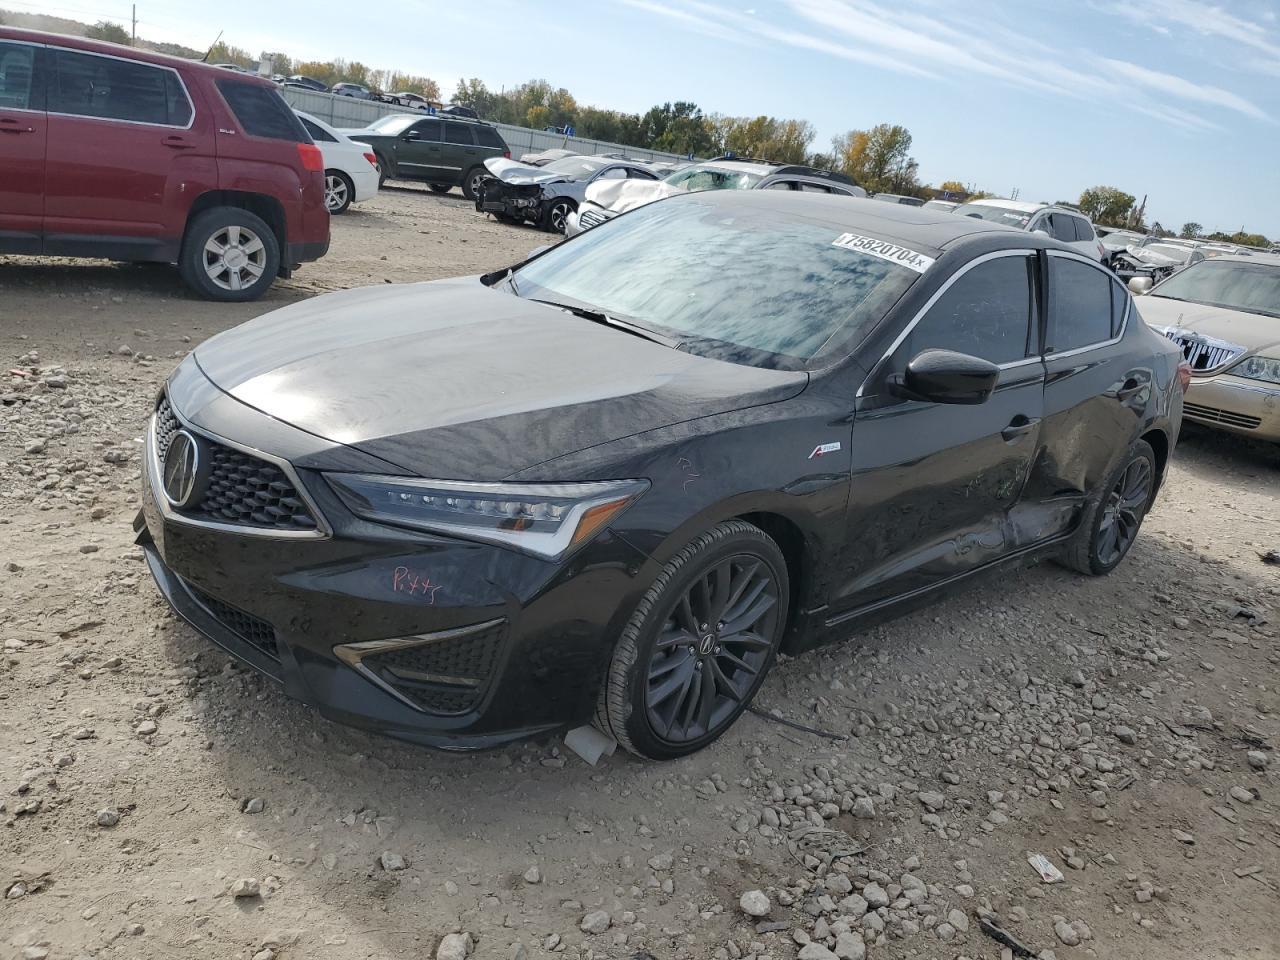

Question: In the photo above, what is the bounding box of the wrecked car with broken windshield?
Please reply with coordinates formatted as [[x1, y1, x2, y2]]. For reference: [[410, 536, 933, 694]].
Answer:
[[475, 154, 665, 232], [137, 192, 1184, 760]]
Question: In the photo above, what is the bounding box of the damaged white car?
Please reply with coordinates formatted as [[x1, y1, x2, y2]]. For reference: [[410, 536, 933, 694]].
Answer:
[[475, 155, 667, 233], [564, 157, 865, 237]]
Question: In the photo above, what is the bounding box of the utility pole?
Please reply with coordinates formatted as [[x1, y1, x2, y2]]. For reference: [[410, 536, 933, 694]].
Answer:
[[131, 4, 137, 43]]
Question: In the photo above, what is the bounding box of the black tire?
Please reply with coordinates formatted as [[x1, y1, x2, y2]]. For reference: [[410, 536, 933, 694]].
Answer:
[[324, 170, 354, 214], [595, 520, 789, 760], [543, 197, 575, 234], [461, 167, 487, 202], [178, 207, 279, 302], [428, 183, 451, 194], [1056, 439, 1157, 576], [375, 153, 390, 188]]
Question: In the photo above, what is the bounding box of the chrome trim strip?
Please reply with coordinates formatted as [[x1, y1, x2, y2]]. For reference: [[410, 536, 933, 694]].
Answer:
[[857, 248, 1038, 398], [44, 43, 196, 130], [146, 396, 331, 540]]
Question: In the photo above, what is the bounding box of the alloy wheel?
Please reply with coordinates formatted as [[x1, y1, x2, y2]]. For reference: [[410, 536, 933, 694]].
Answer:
[[644, 555, 781, 744], [324, 175, 349, 212], [549, 201, 571, 233], [1096, 455, 1152, 566], [202, 224, 267, 293]]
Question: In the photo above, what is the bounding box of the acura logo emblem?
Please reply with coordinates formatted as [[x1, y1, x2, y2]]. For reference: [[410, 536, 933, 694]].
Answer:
[[162, 430, 202, 508]]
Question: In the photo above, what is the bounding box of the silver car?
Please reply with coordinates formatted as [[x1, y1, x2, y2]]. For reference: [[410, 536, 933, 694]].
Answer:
[[475, 155, 665, 233]]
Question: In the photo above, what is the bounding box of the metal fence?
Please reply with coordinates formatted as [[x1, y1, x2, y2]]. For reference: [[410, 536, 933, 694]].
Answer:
[[279, 88, 689, 164]]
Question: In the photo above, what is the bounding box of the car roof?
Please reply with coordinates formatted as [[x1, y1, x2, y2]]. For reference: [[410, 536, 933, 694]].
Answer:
[[0, 26, 274, 83], [672, 190, 1041, 256]]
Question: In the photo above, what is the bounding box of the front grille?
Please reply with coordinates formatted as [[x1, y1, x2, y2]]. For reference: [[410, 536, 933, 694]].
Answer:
[[1183, 401, 1262, 430], [154, 396, 318, 532], [578, 209, 608, 229], [359, 622, 506, 715], [183, 581, 279, 660], [1160, 329, 1245, 373]]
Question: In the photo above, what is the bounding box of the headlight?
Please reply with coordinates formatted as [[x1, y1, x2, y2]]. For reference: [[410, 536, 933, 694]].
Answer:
[[325, 474, 648, 560], [1230, 355, 1280, 384]]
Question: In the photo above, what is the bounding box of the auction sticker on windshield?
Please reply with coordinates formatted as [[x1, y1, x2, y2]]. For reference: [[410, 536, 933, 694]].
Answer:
[[831, 233, 935, 274]]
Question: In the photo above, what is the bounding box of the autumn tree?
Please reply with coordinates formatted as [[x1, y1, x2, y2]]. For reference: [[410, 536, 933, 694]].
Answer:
[[1077, 186, 1136, 227], [832, 124, 920, 194], [1179, 222, 1202, 239], [937, 180, 967, 195], [205, 41, 253, 67], [453, 78, 502, 116], [86, 20, 130, 44]]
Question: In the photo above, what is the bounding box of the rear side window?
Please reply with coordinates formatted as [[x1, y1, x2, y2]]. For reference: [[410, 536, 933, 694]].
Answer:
[[1048, 256, 1113, 351], [216, 79, 307, 141], [474, 125, 505, 149], [442, 121, 473, 144], [800, 183, 832, 193], [1110, 278, 1130, 337], [1073, 218, 1096, 242], [51, 49, 191, 126], [900, 255, 1034, 365], [1048, 213, 1076, 242], [299, 117, 337, 143], [0, 41, 36, 110]]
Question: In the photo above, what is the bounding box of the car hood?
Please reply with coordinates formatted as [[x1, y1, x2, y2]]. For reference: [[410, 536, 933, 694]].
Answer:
[[193, 278, 807, 480], [483, 157, 571, 185], [585, 177, 683, 214], [1124, 245, 1184, 267], [1134, 295, 1280, 353]]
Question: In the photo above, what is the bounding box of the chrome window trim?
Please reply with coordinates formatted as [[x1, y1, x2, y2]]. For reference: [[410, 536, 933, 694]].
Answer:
[[1043, 249, 1131, 358], [46, 44, 196, 130], [856, 248, 1038, 398], [146, 397, 331, 540]]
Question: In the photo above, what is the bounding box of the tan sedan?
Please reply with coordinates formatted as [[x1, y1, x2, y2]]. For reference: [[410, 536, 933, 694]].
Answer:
[[1132, 254, 1280, 441]]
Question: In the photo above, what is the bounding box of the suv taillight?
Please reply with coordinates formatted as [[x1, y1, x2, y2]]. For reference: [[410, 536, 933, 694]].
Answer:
[[297, 142, 323, 172]]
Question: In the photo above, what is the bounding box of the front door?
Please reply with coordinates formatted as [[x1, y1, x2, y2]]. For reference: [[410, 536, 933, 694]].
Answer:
[[392, 118, 444, 181], [0, 39, 46, 253], [835, 251, 1045, 613]]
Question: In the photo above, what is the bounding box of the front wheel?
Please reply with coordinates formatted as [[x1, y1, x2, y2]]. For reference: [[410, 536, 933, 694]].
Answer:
[[178, 207, 279, 302], [543, 198, 574, 234], [324, 170, 354, 214], [596, 520, 789, 760], [1057, 439, 1157, 576]]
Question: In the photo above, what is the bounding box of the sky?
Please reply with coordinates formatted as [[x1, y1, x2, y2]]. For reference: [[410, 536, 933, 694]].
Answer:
[[29, 0, 1280, 236]]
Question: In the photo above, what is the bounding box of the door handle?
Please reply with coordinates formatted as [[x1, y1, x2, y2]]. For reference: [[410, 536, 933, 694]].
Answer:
[[0, 117, 35, 134], [1001, 416, 1040, 441], [162, 135, 194, 149]]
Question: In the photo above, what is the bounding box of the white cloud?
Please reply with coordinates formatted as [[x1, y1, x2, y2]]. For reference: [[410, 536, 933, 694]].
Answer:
[[1103, 0, 1280, 62], [1099, 58, 1268, 120]]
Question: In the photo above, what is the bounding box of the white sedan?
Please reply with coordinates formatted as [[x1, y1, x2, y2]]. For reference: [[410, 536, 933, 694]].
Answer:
[[295, 111, 381, 214]]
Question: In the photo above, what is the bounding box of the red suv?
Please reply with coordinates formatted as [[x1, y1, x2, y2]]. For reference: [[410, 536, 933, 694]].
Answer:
[[0, 29, 329, 301]]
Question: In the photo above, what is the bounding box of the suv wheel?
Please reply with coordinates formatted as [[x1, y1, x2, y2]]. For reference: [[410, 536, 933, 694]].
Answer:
[[595, 520, 789, 760], [375, 153, 391, 187], [428, 183, 451, 194], [1057, 439, 1156, 576], [179, 207, 280, 302], [543, 198, 575, 234], [324, 170, 354, 214], [461, 167, 487, 202]]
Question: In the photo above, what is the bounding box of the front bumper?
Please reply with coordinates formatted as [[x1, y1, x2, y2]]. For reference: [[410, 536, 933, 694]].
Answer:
[[476, 179, 544, 222], [137, 376, 656, 750], [1183, 373, 1280, 440]]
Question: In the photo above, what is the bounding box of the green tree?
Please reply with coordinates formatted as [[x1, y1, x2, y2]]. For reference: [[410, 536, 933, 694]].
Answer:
[[205, 41, 253, 68], [259, 51, 293, 76], [453, 78, 501, 117], [640, 102, 715, 157], [86, 20, 130, 44], [1077, 186, 1136, 227], [832, 124, 919, 194], [1179, 222, 1202, 239], [938, 180, 967, 195]]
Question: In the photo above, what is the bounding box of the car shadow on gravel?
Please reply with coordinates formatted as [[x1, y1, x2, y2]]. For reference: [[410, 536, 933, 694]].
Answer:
[[1172, 422, 1280, 479]]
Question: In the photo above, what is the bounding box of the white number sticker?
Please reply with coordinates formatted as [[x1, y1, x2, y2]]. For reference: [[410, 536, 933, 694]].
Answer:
[[831, 233, 935, 274]]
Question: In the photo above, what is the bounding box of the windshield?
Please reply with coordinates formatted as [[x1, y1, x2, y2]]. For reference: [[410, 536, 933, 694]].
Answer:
[[662, 165, 763, 192], [957, 203, 1033, 227], [1151, 260, 1280, 318], [510, 197, 924, 369], [1102, 232, 1141, 249], [366, 115, 418, 135], [541, 156, 608, 179]]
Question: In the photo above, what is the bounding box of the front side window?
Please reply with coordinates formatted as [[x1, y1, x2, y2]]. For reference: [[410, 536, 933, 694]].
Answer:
[[410, 119, 442, 141], [594, 167, 627, 180], [0, 42, 36, 110], [216, 79, 306, 140], [442, 122, 472, 144], [898, 255, 1034, 366], [510, 196, 924, 369], [51, 49, 191, 126], [1048, 256, 1112, 351]]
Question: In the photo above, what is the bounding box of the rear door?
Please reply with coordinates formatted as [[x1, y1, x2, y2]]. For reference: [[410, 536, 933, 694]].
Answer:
[[0, 38, 46, 252], [838, 250, 1045, 612], [44, 46, 208, 259], [1037, 251, 1147, 532], [441, 119, 478, 183]]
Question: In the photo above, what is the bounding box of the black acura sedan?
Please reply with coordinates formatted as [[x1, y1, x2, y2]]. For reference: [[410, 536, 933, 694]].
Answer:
[[137, 192, 1185, 760]]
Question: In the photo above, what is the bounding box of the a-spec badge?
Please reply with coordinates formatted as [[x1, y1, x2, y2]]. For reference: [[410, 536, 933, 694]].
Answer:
[[808, 442, 842, 459]]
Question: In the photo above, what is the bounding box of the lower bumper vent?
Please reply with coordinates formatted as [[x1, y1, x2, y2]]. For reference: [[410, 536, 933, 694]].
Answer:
[[182, 580, 280, 661]]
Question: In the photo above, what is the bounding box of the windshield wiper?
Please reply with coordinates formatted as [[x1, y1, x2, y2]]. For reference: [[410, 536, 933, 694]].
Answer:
[[529, 298, 681, 348]]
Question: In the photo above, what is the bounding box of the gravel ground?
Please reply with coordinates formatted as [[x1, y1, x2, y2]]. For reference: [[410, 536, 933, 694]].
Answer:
[[2, 186, 1279, 960]]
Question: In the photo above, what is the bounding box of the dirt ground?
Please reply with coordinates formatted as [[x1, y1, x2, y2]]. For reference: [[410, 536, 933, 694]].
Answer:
[[2, 186, 1279, 960]]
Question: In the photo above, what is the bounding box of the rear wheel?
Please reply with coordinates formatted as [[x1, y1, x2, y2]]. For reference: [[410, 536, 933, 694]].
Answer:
[[324, 170, 354, 214], [428, 183, 451, 194], [596, 521, 789, 760], [375, 153, 390, 187], [1057, 439, 1156, 575], [461, 167, 487, 202], [179, 207, 279, 302]]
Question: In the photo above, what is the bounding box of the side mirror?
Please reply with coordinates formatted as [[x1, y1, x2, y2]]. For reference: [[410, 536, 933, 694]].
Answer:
[[891, 349, 1000, 405], [1127, 276, 1153, 295], [1032, 224, 1051, 236]]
